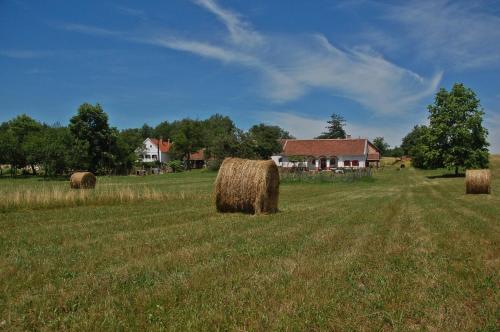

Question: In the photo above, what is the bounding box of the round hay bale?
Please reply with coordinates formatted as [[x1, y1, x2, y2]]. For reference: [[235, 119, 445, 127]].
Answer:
[[465, 169, 491, 194], [214, 158, 279, 214], [70, 172, 96, 189]]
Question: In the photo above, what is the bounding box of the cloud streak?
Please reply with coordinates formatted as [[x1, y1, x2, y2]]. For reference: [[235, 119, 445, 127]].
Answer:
[[58, 0, 442, 114], [384, 0, 500, 69]]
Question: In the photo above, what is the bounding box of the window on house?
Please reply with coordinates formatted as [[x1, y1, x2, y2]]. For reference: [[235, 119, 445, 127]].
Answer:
[[352, 160, 359, 167], [146, 154, 151, 159], [152, 155, 158, 160], [150, 145, 152, 148], [344, 160, 351, 167], [278, 157, 283, 164]]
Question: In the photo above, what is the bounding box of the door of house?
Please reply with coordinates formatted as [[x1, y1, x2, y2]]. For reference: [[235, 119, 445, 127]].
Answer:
[[320, 158, 327, 170]]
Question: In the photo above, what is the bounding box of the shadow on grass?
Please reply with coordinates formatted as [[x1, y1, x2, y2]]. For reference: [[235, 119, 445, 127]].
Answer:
[[427, 173, 465, 179]]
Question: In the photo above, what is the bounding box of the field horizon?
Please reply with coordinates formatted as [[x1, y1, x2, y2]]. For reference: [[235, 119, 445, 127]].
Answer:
[[1, 157, 499, 330]]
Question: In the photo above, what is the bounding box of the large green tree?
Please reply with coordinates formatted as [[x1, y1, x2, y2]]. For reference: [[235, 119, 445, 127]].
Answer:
[[69, 103, 115, 173], [426, 83, 489, 174], [202, 114, 240, 161], [248, 124, 289, 159], [401, 125, 431, 168], [170, 119, 204, 168], [316, 113, 346, 139], [0, 122, 17, 176], [4, 115, 43, 175]]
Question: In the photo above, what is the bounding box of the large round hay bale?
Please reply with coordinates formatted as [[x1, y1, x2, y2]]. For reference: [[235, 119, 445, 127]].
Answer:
[[214, 158, 279, 214], [465, 169, 491, 194], [70, 172, 96, 189]]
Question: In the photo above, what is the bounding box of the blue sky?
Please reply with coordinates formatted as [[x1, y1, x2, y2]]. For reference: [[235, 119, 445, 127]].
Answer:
[[1, 0, 500, 152]]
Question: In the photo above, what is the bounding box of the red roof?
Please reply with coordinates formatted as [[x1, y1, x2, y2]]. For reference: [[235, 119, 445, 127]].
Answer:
[[150, 138, 172, 153], [281, 139, 376, 158], [189, 149, 205, 160]]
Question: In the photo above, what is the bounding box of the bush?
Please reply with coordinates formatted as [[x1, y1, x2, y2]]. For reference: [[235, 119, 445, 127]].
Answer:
[[167, 160, 183, 173], [206, 159, 222, 172]]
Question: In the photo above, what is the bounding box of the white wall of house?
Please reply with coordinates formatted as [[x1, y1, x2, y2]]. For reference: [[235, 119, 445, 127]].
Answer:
[[336, 155, 366, 168], [137, 138, 170, 163], [272, 154, 367, 169], [271, 155, 309, 168]]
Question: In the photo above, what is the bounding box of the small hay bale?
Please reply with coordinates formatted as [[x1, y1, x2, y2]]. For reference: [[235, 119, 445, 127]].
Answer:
[[465, 169, 491, 194], [214, 158, 279, 214], [70, 172, 96, 189]]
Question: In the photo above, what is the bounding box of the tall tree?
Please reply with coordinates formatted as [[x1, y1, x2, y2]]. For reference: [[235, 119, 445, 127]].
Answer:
[[6, 114, 43, 174], [372, 137, 390, 156], [316, 113, 346, 139], [153, 121, 174, 141], [69, 103, 114, 173], [248, 124, 286, 159], [202, 114, 239, 161], [170, 119, 204, 168], [401, 125, 430, 168], [140, 123, 154, 139], [0, 122, 17, 176], [426, 83, 489, 174]]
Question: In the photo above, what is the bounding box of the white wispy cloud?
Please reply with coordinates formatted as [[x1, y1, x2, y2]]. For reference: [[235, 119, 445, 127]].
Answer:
[[61, 23, 121, 37], [384, 0, 500, 69], [193, 0, 263, 47], [58, 0, 442, 115]]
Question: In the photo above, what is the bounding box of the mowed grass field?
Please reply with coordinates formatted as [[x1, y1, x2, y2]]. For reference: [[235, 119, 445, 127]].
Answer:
[[1, 158, 499, 331]]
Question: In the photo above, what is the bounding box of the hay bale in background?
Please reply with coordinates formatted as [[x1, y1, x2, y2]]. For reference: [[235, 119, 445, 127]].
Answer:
[[465, 169, 491, 194], [214, 158, 279, 214], [70, 172, 96, 189]]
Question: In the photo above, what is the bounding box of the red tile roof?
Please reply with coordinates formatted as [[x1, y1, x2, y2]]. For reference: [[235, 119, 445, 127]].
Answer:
[[189, 149, 205, 161], [150, 138, 172, 153], [281, 139, 375, 158]]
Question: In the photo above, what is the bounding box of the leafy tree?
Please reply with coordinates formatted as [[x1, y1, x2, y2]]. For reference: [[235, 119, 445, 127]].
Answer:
[[235, 130, 257, 159], [153, 121, 174, 141], [401, 125, 430, 168], [5, 114, 43, 174], [387, 146, 403, 158], [170, 119, 204, 168], [69, 103, 114, 173], [140, 123, 154, 139], [316, 113, 346, 139], [248, 124, 286, 159], [426, 83, 489, 174], [372, 137, 390, 156], [0, 123, 17, 176], [202, 114, 240, 161]]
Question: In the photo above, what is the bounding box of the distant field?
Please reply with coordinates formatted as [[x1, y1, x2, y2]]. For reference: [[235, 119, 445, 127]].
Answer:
[[1, 158, 499, 330]]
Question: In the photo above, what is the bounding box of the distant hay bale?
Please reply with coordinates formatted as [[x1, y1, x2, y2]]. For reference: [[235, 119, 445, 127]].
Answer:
[[214, 158, 279, 214], [465, 169, 491, 194], [70, 172, 96, 189]]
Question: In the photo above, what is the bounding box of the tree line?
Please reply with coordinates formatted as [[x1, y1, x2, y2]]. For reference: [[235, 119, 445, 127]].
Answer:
[[0, 103, 293, 176]]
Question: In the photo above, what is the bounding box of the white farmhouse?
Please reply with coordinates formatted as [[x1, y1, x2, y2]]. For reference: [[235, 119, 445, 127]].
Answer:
[[137, 138, 172, 163], [136, 138, 207, 168], [271, 138, 381, 170]]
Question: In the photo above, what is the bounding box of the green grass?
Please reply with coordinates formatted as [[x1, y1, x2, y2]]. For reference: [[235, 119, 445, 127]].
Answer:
[[1, 159, 499, 330]]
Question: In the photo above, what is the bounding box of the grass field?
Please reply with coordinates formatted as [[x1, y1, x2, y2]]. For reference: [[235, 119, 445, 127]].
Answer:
[[1, 158, 499, 330]]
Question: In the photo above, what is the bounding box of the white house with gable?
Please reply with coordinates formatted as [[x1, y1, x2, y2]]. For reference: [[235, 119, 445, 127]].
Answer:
[[137, 138, 172, 163], [271, 138, 380, 170]]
